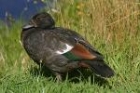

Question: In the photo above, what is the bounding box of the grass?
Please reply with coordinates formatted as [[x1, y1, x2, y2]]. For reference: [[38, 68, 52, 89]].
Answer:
[[0, 0, 140, 92]]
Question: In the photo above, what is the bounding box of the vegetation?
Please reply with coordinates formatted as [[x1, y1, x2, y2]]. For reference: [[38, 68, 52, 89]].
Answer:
[[0, 0, 140, 92]]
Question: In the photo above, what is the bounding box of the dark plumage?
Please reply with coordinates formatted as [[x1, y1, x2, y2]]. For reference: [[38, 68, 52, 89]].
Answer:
[[21, 12, 114, 80]]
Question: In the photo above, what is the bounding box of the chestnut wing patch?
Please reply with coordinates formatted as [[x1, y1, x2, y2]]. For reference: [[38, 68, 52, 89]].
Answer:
[[71, 43, 96, 59], [63, 43, 96, 60]]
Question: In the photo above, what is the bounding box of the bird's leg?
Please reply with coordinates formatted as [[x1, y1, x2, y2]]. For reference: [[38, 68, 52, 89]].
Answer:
[[54, 72, 62, 82]]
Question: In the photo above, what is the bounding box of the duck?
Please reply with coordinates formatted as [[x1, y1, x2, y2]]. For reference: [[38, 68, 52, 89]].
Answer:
[[21, 12, 114, 81]]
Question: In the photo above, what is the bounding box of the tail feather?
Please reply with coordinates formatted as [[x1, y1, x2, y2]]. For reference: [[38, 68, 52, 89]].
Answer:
[[86, 59, 114, 78]]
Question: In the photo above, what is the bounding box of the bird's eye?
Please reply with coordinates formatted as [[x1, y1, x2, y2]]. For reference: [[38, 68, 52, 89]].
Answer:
[[37, 17, 41, 20]]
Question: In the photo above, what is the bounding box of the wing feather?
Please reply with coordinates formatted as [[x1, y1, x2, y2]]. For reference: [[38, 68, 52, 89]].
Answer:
[[51, 27, 103, 60]]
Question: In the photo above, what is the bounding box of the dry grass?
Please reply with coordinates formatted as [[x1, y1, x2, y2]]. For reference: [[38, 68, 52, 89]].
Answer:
[[0, 0, 140, 92]]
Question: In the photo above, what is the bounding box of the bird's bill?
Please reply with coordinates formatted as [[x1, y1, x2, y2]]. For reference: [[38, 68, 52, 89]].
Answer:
[[22, 19, 37, 29], [29, 19, 38, 27], [22, 24, 34, 29]]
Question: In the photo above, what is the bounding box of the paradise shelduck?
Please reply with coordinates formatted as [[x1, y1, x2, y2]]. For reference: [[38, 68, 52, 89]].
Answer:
[[21, 12, 114, 80]]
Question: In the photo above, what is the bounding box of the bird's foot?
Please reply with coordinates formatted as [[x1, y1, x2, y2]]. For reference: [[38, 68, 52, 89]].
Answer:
[[54, 73, 62, 82]]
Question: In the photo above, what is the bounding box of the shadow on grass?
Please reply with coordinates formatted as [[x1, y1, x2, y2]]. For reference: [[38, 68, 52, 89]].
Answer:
[[29, 66, 112, 88]]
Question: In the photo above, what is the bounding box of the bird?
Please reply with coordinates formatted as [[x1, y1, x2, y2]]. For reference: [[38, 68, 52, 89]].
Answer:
[[21, 12, 114, 81]]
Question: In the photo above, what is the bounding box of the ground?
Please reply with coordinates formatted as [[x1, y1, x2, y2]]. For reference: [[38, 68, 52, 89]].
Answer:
[[0, 0, 140, 93]]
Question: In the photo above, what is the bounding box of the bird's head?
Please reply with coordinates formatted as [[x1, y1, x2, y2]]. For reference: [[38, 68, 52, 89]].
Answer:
[[23, 12, 55, 29]]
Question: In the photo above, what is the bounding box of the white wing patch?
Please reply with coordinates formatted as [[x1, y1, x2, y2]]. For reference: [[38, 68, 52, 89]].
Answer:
[[56, 44, 73, 54]]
